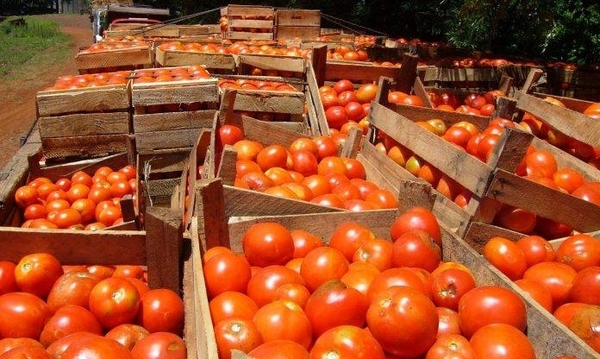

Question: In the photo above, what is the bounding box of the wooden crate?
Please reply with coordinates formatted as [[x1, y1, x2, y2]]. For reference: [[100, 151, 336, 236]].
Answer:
[[191, 202, 598, 358], [237, 53, 307, 78], [104, 24, 180, 38], [177, 24, 221, 37], [225, 4, 275, 41], [75, 46, 154, 74], [275, 9, 320, 41], [36, 82, 130, 117], [154, 47, 236, 73]]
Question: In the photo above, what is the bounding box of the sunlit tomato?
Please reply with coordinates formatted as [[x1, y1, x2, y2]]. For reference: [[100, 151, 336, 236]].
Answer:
[[430, 268, 477, 312], [247, 265, 305, 307], [209, 291, 259, 324], [338, 90, 358, 107], [301, 174, 331, 198], [243, 222, 295, 267], [137, 289, 184, 334], [515, 235, 556, 267], [50, 208, 83, 229], [333, 79, 354, 94], [0, 346, 53, 358], [95, 202, 122, 226], [555, 233, 600, 271], [317, 156, 347, 177], [290, 229, 324, 258], [483, 236, 528, 280], [0, 292, 52, 339], [366, 267, 428, 303], [310, 325, 385, 359], [240, 171, 275, 191], [569, 266, 600, 305], [312, 136, 340, 160], [0, 261, 18, 295], [458, 286, 527, 338], [355, 83, 378, 103], [553, 168, 585, 193], [392, 229, 441, 272], [328, 222, 374, 262], [352, 238, 393, 272], [253, 300, 312, 349], [525, 150, 558, 178], [523, 261, 576, 310], [130, 332, 186, 359], [219, 124, 245, 146], [563, 304, 600, 352], [46, 270, 99, 312], [247, 339, 309, 359], [105, 324, 150, 350], [515, 278, 554, 312], [214, 317, 263, 359], [325, 106, 348, 130], [204, 252, 251, 299], [364, 188, 398, 209], [256, 144, 289, 172], [70, 198, 96, 223], [469, 323, 535, 359], [87, 265, 115, 281], [304, 279, 368, 337], [40, 304, 103, 347], [437, 307, 461, 336], [88, 277, 141, 330], [14, 252, 64, 299], [367, 286, 438, 357], [290, 150, 318, 177], [442, 125, 473, 148], [320, 91, 340, 110], [0, 338, 44, 356], [300, 247, 349, 292], [390, 207, 442, 246], [112, 265, 144, 280], [425, 333, 476, 359], [233, 140, 264, 161], [572, 182, 600, 205], [15, 185, 39, 208], [45, 332, 98, 358], [349, 178, 379, 200]]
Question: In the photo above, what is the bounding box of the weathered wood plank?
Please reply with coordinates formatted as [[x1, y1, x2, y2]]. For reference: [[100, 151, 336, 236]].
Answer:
[[39, 112, 130, 137], [133, 110, 215, 133], [41, 134, 131, 160], [36, 85, 130, 116]]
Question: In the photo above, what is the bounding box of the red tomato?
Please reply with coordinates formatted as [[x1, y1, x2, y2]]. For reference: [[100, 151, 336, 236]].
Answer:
[[430, 268, 477, 311], [14, 252, 64, 299], [203, 252, 251, 299], [105, 323, 150, 350], [317, 156, 347, 177], [333, 79, 354, 94], [340, 264, 379, 298], [563, 304, 600, 352], [310, 325, 385, 359], [301, 174, 331, 197], [0, 292, 51, 339], [483, 236, 528, 280], [458, 286, 527, 338], [113, 265, 145, 280], [367, 286, 439, 358], [390, 207, 442, 246], [312, 136, 339, 160], [88, 277, 141, 330], [300, 247, 349, 292], [45, 332, 99, 358], [329, 222, 374, 262], [523, 261, 577, 310], [0, 261, 18, 295], [345, 101, 366, 122], [425, 333, 476, 359], [325, 106, 348, 130], [46, 270, 99, 312], [0, 346, 52, 358], [353, 238, 393, 272], [39, 304, 103, 347], [256, 144, 289, 171], [60, 333, 133, 359], [366, 267, 428, 303], [247, 339, 309, 359], [556, 233, 600, 271], [247, 265, 305, 307], [391, 229, 442, 272], [437, 307, 461, 336], [87, 265, 115, 281], [243, 222, 295, 267], [219, 124, 245, 146], [469, 323, 535, 359], [253, 300, 312, 349], [569, 266, 600, 305], [516, 235, 556, 267], [137, 289, 184, 334], [130, 332, 186, 359], [290, 229, 324, 258], [290, 150, 318, 177], [275, 282, 311, 308], [304, 279, 368, 337], [214, 317, 263, 359], [0, 338, 44, 356], [209, 291, 259, 324], [515, 278, 554, 312]]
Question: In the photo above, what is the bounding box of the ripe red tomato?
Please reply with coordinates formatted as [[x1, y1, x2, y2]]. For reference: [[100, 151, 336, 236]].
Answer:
[[0, 338, 44, 356], [304, 279, 368, 337], [310, 325, 385, 359], [391, 229, 442, 272], [333, 79, 354, 94], [483, 236, 528, 280], [515, 278, 554, 312], [516, 235, 556, 267], [210, 291, 259, 324], [45, 332, 99, 358], [353, 238, 393, 271], [312, 136, 340, 160], [337, 90, 358, 106], [523, 261, 577, 309], [555, 233, 600, 271], [0, 346, 53, 358], [130, 332, 186, 359], [367, 286, 438, 358], [137, 289, 184, 334], [290, 229, 324, 258], [247, 265, 305, 307], [105, 323, 150, 350], [46, 270, 99, 312], [203, 252, 251, 299], [39, 304, 103, 347], [390, 207, 442, 246], [437, 307, 461, 336], [275, 282, 311, 308], [458, 285, 527, 338], [430, 268, 477, 311], [364, 188, 398, 209], [317, 156, 347, 177], [425, 333, 476, 359], [469, 323, 536, 359], [300, 247, 349, 292], [569, 266, 600, 305], [563, 304, 600, 352], [290, 150, 318, 177], [219, 124, 245, 146], [88, 277, 141, 330], [366, 267, 428, 303], [247, 339, 309, 359], [243, 222, 295, 267], [0, 292, 52, 339], [59, 333, 133, 359], [340, 264, 379, 298], [328, 222, 374, 262], [325, 106, 348, 130], [253, 300, 312, 349], [0, 261, 18, 295], [256, 144, 289, 171], [14, 252, 64, 299], [214, 317, 263, 359], [86, 264, 115, 281]]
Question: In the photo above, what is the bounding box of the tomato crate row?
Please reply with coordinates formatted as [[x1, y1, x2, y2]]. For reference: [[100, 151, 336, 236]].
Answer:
[[367, 78, 600, 243], [188, 188, 598, 358]]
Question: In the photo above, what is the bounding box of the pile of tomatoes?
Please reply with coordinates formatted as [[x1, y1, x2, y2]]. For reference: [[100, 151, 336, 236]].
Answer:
[[218, 78, 297, 92], [219, 124, 399, 211], [0, 252, 186, 358], [483, 233, 600, 353], [426, 89, 502, 116], [203, 207, 541, 359], [319, 79, 378, 130], [79, 41, 150, 53], [157, 40, 312, 59], [14, 164, 137, 230], [44, 71, 131, 91]]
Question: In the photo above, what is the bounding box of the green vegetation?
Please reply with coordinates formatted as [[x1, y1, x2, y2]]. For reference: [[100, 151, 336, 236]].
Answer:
[[0, 17, 72, 80]]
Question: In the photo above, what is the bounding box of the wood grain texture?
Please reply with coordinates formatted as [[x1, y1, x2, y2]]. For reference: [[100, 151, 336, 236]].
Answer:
[[155, 49, 236, 71], [325, 60, 401, 83], [132, 80, 219, 107], [145, 206, 183, 293], [36, 85, 130, 116], [135, 128, 203, 152], [231, 90, 305, 114], [39, 112, 130, 137], [387, 103, 490, 131], [238, 54, 306, 74], [133, 110, 215, 133], [41, 134, 131, 160], [75, 47, 153, 71]]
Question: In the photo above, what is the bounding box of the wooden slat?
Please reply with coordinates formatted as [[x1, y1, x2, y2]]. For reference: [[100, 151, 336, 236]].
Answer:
[[325, 60, 401, 83], [135, 128, 204, 152], [238, 54, 306, 74], [133, 110, 215, 133], [75, 47, 153, 71], [240, 116, 303, 147], [36, 85, 130, 116], [276, 9, 320, 27], [131, 81, 219, 107], [230, 89, 305, 114], [154, 49, 236, 71], [41, 134, 131, 160], [39, 112, 130, 137], [387, 103, 490, 132], [306, 57, 329, 135]]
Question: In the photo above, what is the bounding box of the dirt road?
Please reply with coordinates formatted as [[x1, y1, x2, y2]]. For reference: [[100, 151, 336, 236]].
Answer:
[[0, 14, 93, 169]]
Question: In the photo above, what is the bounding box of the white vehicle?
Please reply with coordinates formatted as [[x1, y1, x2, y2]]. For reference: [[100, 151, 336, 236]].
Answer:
[[91, 4, 169, 42]]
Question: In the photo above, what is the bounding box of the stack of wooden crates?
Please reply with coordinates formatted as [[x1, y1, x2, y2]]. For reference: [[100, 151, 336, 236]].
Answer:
[[275, 8, 321, 41]]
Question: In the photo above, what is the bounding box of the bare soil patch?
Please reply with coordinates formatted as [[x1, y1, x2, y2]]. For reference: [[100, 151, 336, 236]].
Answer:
[[0, 14, 93, 169]]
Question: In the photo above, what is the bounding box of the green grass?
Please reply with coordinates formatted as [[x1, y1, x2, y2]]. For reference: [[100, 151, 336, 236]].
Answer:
[[0, 16, 72, 81]]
